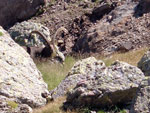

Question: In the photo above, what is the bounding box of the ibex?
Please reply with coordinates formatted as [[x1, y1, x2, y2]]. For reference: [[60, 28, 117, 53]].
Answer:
[[22, 27, 68, 62]]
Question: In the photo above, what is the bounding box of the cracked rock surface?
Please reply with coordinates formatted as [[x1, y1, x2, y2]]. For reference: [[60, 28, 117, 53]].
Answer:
[[50, 57, 145, 109], [130, 78, 150, 113], [0, 26, 48, 112]]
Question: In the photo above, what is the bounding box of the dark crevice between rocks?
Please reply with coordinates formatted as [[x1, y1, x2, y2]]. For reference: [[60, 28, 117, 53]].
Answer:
[[0, 92, 11, 98], [87, 3, 117, 23], [63, 88, 137, 112], [134, 0, 150, 18]]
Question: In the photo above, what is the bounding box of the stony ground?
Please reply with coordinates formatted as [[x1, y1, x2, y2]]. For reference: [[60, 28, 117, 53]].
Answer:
[[28, 0, 150, 56], [29, 0, 100, 55]]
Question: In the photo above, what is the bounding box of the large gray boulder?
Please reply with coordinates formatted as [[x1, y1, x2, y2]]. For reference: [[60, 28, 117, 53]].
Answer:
[[130, 78, 150, 113], [50, 57, 106, 99], [0, 0, 46, 28], [61, 57, 144, 108], [8, 21, 50, 47], [50, 57, 145, 109], [138, 50, 150, 76], [0, 26, 48, 112]]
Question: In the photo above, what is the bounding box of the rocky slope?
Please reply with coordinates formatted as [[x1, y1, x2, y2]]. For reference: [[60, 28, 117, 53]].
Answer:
[[29, 0, 99, 55], [26, 0, 150, 56], [73, 0, 150, 55], [1, 0, 150, 56]]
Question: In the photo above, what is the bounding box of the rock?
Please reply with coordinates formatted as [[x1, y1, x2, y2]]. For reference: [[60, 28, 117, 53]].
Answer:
[[50, 57, 145, 110], [91, 3, 114, 21], [8, 21, 50, 47], [138, 50, 150, 76], [0, 26, 48, 112], [130, 78, 150, 113], [0, 96, 32, 113], [0, 0, 46, 28], [13, 104, 33, 113], [118, 41, 133, 52], [60, 57, 145, 108], [50, 57, 106, 99]]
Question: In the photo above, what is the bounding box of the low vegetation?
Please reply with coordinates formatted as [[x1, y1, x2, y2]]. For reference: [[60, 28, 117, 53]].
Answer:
[[36, 56, 76, 90], [33, 97, 78, 113], [7, 101, 18, 109], [0, 31, 3, 36], [99, 48, 148, 66], [34, 48, 148, 113]]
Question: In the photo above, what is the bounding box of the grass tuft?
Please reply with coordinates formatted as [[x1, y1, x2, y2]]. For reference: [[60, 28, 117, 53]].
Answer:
[[7, 101, 18, 109], [98, 48, 148, 66], [33, 97, 77, 113], [36, 56, 76, 90], [0, 31, 3, 36]]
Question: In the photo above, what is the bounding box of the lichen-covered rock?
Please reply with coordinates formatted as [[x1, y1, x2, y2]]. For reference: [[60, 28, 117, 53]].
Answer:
[[0, 95, 32, 113], [62, 58, 145, 108], [8, 21, 50, 46], [50, 56, 145, 110], [130, 78, 150, 113], [0, 26, 48, 112], [138, 50, 150, 76], [0, 0, 46, 28], [50, 57, 106, 99]]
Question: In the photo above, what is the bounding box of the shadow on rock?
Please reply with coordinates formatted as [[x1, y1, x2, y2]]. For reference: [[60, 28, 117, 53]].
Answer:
[[134, 0, 150, 17]]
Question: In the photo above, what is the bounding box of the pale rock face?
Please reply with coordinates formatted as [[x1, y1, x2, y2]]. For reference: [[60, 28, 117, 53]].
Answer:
[[0, 26, 48, 112], [50, 57, 106, 99], [64, 59, 145, 108], [50, 57, 145, 110]]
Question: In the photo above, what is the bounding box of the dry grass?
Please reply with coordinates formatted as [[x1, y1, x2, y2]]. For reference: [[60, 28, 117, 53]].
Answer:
[[34, 47, 148, 113], [36, 56, 76, 90], [98, 48, 148, 66], [33, 97, 78, 113]]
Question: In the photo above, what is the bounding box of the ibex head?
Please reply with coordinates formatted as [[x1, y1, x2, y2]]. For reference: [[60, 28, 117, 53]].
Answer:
[[29, 26, 68, 63]]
